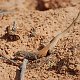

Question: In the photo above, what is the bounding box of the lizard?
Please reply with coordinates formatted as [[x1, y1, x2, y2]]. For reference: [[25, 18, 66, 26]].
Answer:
[[0, 11, 80, 80], [1, 10, 80, 66], [13, 10, 80, 61]]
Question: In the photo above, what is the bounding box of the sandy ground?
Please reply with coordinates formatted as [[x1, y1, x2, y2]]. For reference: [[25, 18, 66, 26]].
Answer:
[[0, 0, 80, 80]]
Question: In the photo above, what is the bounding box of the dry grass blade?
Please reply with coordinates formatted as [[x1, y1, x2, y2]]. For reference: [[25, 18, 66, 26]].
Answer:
[[0, 54, 18, 66], [20, 59, 28, 80], [0, 10, 15, 15]]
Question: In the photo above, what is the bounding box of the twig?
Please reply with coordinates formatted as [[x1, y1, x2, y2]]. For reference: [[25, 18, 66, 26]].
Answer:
[[0, 54, 18, 66], [12, 21, 16, 32], [20, 59, 28, 80], [0, 10, 15, 15]]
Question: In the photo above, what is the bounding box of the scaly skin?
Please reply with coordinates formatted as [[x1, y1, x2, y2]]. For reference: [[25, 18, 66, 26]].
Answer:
[[14, 11, 80, 60]]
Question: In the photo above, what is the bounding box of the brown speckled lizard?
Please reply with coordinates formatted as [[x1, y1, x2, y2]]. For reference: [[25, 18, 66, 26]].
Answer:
[[14, 11, 80, 60], [1, 11, 80, 80], [0, 10, 79, 80]]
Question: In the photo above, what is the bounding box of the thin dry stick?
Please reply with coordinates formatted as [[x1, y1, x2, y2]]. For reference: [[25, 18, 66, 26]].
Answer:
[[37, 11, 80, 57], [20, 59, 28, 80], [0, 54, 18, 66], [12, 21, 17, 32], [0, 10, 15, 15]]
